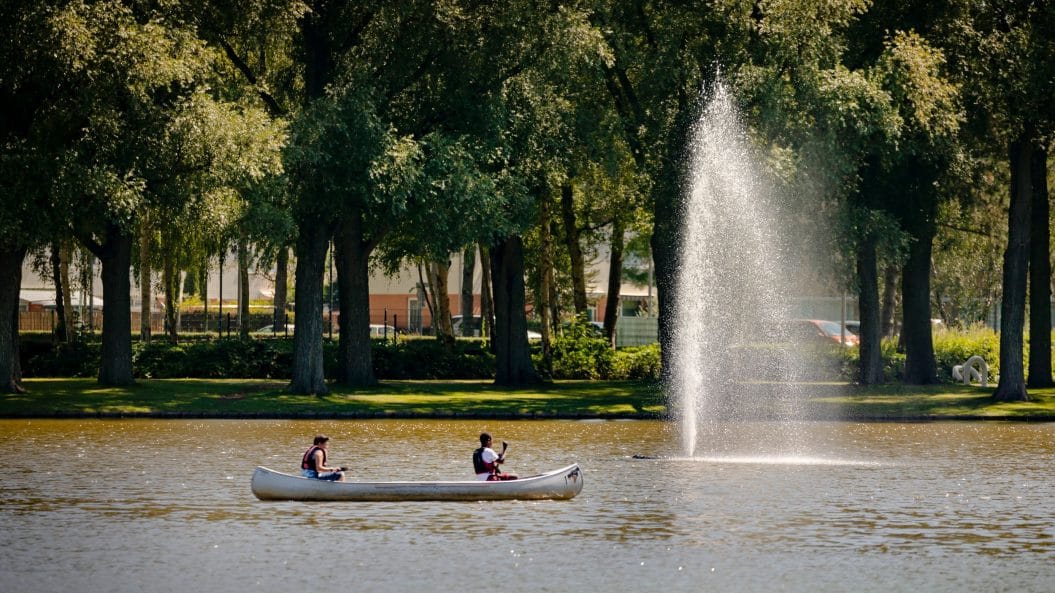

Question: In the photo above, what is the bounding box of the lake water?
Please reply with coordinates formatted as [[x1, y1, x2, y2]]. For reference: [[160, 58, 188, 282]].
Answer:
[[1, 419, 1053, 593]]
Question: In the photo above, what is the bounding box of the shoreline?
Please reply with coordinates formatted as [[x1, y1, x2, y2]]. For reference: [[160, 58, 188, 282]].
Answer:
[[4, 410, 1054, 422], [3, 378, 1054, 422]]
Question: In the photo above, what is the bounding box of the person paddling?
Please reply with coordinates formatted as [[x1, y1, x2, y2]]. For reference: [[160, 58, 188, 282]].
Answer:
[[473, 432, 518, 481], [301, 435, 346, 481]]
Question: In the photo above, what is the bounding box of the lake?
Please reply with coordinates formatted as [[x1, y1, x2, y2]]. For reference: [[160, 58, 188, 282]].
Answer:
[[1, 419, 1053, 593]]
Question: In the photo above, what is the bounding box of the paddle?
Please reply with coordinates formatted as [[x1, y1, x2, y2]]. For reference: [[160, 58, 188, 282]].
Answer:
[[496, 441, 509, 478]]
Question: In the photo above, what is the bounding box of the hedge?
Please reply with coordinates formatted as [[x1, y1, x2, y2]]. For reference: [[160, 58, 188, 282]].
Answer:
[[18, 327, 1043, 384]]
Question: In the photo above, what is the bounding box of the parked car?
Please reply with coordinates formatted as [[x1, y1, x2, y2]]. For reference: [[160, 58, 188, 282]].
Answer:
[[253, 323, 295, 335], [452, 315, 543, 340], [790, 319, 859, 346], [369, 324, 396, 338], [451, 315, 482, 336]]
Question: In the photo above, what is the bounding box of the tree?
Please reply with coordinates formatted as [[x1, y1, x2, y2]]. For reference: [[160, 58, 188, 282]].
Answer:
[[0, 0, 72, 392], [869, 31, 963, 384], [587, 0, 775, 377], [40, 2, 285, 383], [946, 0, 1055, 400]]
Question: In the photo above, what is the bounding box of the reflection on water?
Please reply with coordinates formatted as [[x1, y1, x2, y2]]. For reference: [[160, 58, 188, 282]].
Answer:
[[1, 419, 1054, 593]]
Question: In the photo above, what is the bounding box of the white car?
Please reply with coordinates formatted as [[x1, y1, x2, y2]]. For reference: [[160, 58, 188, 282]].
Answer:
[[369, 324, 397, 337], [253, 324, 295, 335]]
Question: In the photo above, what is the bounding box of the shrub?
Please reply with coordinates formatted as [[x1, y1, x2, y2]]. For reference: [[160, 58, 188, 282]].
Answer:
[[610, 344, 661, 380], [372, 339, 495, 379], [21, 338, 99, 377], [549, 319, 614, 379], [837, 326, 1000, 383], [933, 326, 1000, 382]]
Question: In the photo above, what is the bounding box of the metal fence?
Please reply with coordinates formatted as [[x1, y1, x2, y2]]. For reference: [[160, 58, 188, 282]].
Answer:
[[615, 317, 659, 347]]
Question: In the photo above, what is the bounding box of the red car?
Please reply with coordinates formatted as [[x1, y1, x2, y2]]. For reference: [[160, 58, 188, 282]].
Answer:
[[791, 319, 859, 347]]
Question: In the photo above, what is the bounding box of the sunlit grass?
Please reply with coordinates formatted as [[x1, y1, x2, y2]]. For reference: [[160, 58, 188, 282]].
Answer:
[[2, 378, 1053, 420], [2, 378, 666, 418], [808, 384, 1055, 419]]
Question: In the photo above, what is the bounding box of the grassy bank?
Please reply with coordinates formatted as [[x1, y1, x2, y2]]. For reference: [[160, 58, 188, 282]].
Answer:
[[0, 378, 666, 419], [1, 378, 1054, 420], [809, 383, 1055, 420]]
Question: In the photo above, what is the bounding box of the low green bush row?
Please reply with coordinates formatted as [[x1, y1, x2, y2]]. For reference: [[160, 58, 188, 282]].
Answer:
[[836, 326, 1046, 383], [19, 326, 1041, 384], [18, 333, 663, 381]]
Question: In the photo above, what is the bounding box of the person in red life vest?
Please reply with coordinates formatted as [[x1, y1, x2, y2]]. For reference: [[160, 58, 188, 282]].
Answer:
[[300, 434, 346, 481], [473, 432, 518, 481]]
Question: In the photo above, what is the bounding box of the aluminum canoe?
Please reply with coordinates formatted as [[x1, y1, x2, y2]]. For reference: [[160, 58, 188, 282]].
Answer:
[[250, 463, 583, 501]]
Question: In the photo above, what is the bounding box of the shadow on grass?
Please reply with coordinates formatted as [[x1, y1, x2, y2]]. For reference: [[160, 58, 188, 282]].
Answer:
[[3, 378, 667, 418]]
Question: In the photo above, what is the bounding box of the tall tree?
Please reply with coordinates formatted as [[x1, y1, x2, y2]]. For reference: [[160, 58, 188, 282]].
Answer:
[[1028, 141, 1052, 388], [946, 0, 1055, 400], [0, 0, 69, 392]]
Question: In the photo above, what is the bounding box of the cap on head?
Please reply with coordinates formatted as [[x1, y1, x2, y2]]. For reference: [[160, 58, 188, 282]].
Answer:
[[479, 432, 492, 446], [314, 435, 330, 445]]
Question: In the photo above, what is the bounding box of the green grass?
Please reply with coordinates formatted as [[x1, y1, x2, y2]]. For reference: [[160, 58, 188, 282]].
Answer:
[[807, 383, 1055, 420], [0, 378, 666, 418], [2, 378, 1054, 420]]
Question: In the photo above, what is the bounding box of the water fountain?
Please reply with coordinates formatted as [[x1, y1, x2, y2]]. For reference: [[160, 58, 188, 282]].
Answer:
[[670, 82, 810, 459]]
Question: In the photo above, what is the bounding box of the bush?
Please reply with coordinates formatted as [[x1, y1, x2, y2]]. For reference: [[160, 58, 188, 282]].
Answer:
[[932, 326, 1000, 382], [372, 339, 495, 379], [837, 325, 1000, 383], [548, 319, 614, 379], [610, 344, 661, 380], [20, 338, 99, 377]]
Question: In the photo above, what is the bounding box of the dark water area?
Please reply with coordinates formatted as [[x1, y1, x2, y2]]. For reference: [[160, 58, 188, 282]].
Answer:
[[1, 419, 1053, 593]]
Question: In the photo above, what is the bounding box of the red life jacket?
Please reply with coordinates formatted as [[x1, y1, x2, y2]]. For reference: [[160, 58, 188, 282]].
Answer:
[[473, 447, 496, 475], [301, 446, 326, 471]]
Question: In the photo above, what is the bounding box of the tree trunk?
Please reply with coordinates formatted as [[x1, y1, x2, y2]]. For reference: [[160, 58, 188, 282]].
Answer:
[[994, 133, 1034, 401], [900, 219, 937, 384], [290, 222, 332, 394], [176, 270, 185, 333], [334, 215, 377, 386], [460, 247, 475, 336], [480, 243, 495, 344], [603, 217, 625, 347], [50, 240, 68, 342], [139, 223, 152, 342], [96, 224, 135, 386], [0, 245, 27, 393], [162, 242, 178, 344], [560, 183, 588, 315], [538, 195, 554, 370], [857, 236, 883, 384], [238, 235, 250, 339], [60, 242, 72, 341], [431, 260, 454, 346], [1027, 142, 1052, 388], [273, 246, 289, 330], [491, 236, 541, 385], [880, 264, 899, 338], [200, 263, 208, 334], [651, 162, 683, 385]]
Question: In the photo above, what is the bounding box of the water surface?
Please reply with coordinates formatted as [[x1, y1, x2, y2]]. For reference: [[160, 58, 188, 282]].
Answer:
[[1, 419, 1053, 593]]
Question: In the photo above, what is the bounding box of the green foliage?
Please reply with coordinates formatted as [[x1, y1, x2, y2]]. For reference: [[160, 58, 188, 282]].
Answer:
[[547, 318, 614, 380], [932, 326, 1000, 382], [20, 336, 497, 381], [839, 326, 1001, 383], [372, 339, 495, 380], [20, 339, 100, 378], [610, 344, 662, 381]]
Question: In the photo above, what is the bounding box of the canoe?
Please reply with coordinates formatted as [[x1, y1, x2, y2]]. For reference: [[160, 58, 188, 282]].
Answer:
[[250, 463, 584, 502]]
